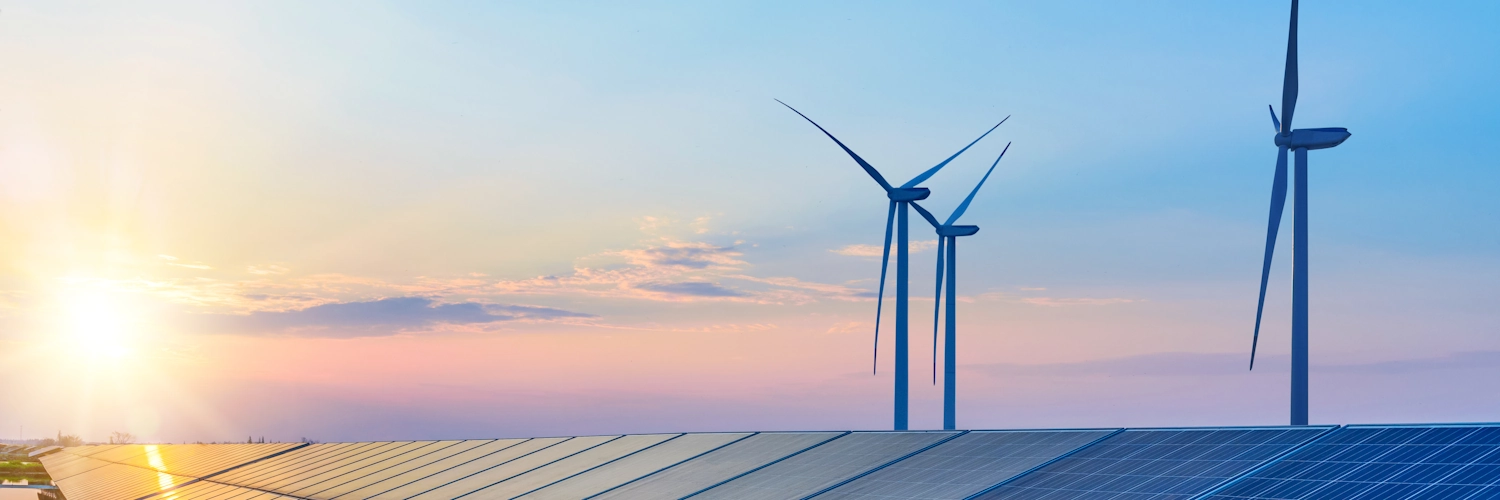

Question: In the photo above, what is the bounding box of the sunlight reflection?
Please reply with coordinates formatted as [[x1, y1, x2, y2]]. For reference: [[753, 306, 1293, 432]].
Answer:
[[144, 444, 175, 491]]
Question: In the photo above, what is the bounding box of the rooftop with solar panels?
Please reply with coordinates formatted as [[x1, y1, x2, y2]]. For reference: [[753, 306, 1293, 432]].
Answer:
[[33, 424, 1500, 499]]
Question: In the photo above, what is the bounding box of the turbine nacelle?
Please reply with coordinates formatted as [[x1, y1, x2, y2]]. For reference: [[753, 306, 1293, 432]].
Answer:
[[936, 225, 979, 237], [887, 187, 931, 202], [1274, 127, 1351, 150]]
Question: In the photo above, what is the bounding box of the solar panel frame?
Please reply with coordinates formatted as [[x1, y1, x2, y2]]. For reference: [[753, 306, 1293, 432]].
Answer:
[[273, 441, 437, 494], [453, 434, 680, 499], [407, 435, 621, 499], [295, 440, 469, 498], [687, 430, 962, 500], [212, 443, 370, 486], [519, 432, 754, 500], [330, 438, 537, 499], [246, 442, 407, 490], [591, 431, 847, 500], [970, 425, 1336, 500], [810, 428, 1121, 500], [366, 436, 575, 499], [311, 439, 506, 499], [1198, 423, 1500, 500]]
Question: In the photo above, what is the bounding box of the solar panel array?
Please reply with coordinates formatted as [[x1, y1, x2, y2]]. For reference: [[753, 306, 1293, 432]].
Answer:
[[36, 424, 1500, 500]]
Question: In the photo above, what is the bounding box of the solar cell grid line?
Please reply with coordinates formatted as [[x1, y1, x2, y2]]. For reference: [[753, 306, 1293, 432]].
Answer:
[[122, 444, 279, 478], [141, 480, 249, 500], [453, 434, 681, 500], [407, 435, 623, 499], [359, 437, 570, 499], [199, 443, 317, 484], [315, 440, 509, 500], [590, 432, 846, 500], [298, 441, 470, 499], [252, 442, 411, 490], [686, 430, 962, 500], [810, 429, 1120, 500], [225, 443, 386, 488], [281, 442, 445, 494], [212, 443, 360, 485], [202, 443, 315, 478], [176, 444, 301, 477], [208, 443, 358, 488], [59, 462, 194, 500], [39, 452, 105, 480], [259, 441, 423, 492], [970, 426, 1335, 500], [1199, 423, 1500, 500], [518, 432, 755, 500]]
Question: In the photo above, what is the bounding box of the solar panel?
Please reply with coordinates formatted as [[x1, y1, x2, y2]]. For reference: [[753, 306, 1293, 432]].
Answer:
[[212, 443, 374, 487], [812, 429, 1117, 500], [521, 433, 753, 500], [593, 432, 844, 500], [50, 461, 196, 500], [452, 434, 679, 499], [275, 441, 439, 494], [971, 426, 1333, 500], [1202, 424, 1500, 499], [691, 431, 960, 499], [405, 435, 620, 499], [330, 438, 533, 499], [296, 440, 470, 498]]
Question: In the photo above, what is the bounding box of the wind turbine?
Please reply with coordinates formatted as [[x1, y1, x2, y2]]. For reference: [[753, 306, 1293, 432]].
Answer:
[[911, 142, 1009, 431], [778, 100, 1006, 430], [1249, 0, 1350, 426]]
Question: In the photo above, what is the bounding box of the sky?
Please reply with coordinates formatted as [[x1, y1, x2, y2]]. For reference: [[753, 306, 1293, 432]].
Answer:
[[1, 0, 1498, 443]]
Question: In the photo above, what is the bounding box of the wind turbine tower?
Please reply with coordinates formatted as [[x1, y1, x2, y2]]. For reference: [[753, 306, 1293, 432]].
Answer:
[[1249, 0, 1351, 426], [779, 100, 1005, 430], [912, 143, 1009, 430]]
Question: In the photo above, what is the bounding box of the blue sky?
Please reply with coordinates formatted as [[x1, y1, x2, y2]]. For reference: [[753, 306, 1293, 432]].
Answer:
[[0, 1, 1497, 441]]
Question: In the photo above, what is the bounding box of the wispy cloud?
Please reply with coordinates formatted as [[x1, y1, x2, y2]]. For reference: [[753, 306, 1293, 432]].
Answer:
[[829, 240, 938, 257], [189, 296, 593, 338], [247, 265, 289, 276], [636, 281, 745, 298], [158, 254, 213, 270]]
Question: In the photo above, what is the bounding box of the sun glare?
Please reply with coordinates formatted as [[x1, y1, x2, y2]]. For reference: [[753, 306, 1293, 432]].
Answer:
[[61, 291, 137, 359]]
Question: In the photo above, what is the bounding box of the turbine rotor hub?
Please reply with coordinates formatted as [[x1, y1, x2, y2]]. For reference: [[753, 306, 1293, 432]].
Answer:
[[888, 188, 930, 202], [936, 225, 979, 237]]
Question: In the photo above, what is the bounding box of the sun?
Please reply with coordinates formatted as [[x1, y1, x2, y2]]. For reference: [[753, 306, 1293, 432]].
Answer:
[[60, 290, 138, 360]]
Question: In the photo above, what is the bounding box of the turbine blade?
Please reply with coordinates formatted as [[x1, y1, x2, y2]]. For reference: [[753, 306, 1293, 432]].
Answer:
[[910, 201, 942, 229], [1268, 105, 1281, 133], [777, 99, 895, 192], [1280, 0, 1298, 134], [933, 237, 946, 385], [946, 142, 1010, 225], [873, 201, 896, 374], [901, 116, 1010, 189], [1251, 146, 1291, 370]]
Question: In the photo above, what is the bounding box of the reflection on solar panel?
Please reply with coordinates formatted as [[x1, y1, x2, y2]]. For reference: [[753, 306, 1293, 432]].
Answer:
[[813, 429, 1116, 500], [408, 435, 619, 499], [691, 431, 959, 499], [1203, 424, 1500, 499], [40, 425, 1500, 500], [520, 433, 752, 500], [594, 432, 844, 500], [971, 426, 1333, 500], [455, 434, 679, 499]]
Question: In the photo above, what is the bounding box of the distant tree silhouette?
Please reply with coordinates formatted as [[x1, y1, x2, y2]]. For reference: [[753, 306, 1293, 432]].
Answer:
[[109, 431, 136, 444]]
